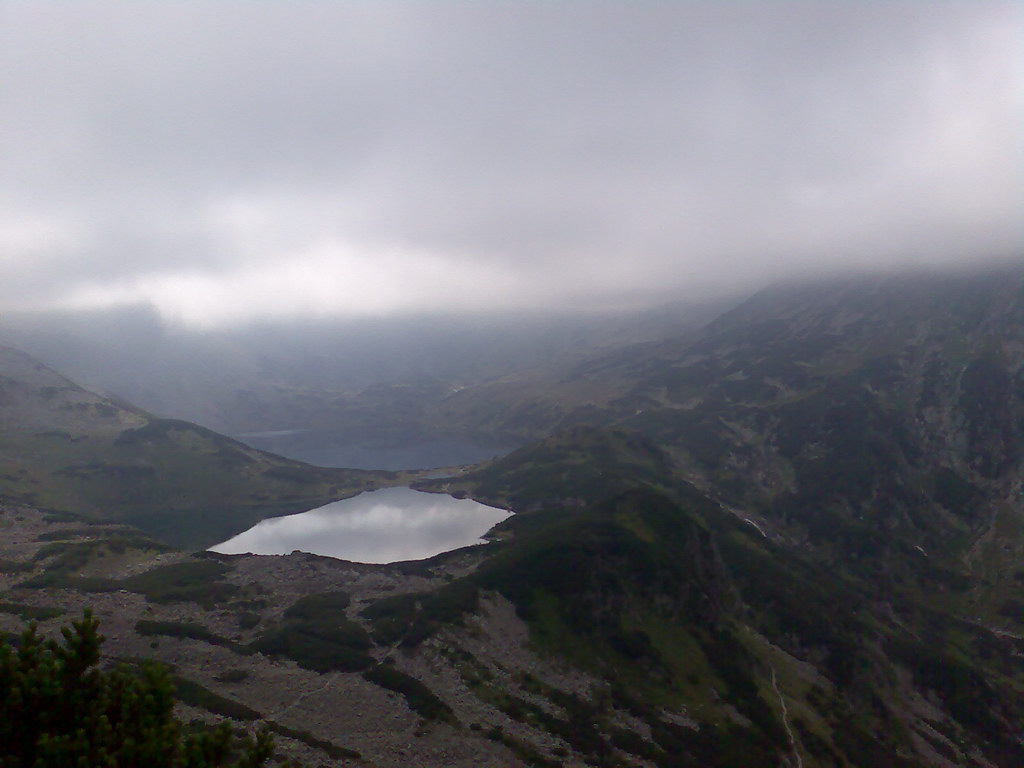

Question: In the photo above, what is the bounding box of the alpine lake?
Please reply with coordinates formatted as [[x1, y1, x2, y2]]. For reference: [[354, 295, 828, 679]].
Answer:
[[211, 487, 510, 563]]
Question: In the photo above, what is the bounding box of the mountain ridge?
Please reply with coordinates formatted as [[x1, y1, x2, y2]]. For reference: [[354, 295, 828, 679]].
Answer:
[[2, 266, 1024, 766], [0, 345, 391, 549]]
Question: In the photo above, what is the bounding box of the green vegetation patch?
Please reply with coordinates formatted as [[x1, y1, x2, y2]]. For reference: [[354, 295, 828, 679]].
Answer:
[[238, 611, 261, 630], [711, 514, 870, 689], [463, 426, 676, 509], [35, 527, 131, 542], [21, 555, 240, 607], [213, 669, 249, 684], [0, 559, 33, 574], [0, 611, 280, 767], [0, 630, 21, 648], [483, 726, 562, 768], [122, 559, 239, 608], [252, 624, 373, 673], [932, 467, 981, 521], [362, 663, 455, 723], [887, 637, 1009, 744], [20, 536, 171, 591], [0, 603, 64, 622], [282, 590, 350, 620], [41, 510, 85, 523], [32, 536, 171, 563], [169, 674, 262, 721], [135, 620, 253, 655], [364, 490, 725, 673], [264, 721, 361, 761], [362, 581, 479, 647], [251, 592, 373, 673], [475, 680, 620, 763], [476, 490, 721, 653], [113, 418, 190, 447]]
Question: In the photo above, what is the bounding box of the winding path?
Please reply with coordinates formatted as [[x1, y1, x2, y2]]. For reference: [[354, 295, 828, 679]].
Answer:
[[267, 676, 338, 720], [771, 666, 802, 768]]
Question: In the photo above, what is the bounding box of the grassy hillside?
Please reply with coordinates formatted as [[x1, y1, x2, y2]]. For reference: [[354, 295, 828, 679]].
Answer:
[[407, 269, 1024, 765], [4, 268, 1024, 766], [416, 425, 677, 510], [0, 346, 390, 548], [435, 268, 1024, 600], [363, 481, 1024, 767]]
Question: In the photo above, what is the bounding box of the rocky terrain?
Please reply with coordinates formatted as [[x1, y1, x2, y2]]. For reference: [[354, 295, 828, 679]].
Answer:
[[2, 265, 1024, 767], [0, 503, 652, 767], [435, 265, 1024, 621]]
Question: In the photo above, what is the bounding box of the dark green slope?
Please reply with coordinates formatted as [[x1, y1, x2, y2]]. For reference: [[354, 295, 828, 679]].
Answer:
[[378, 471, 1024, 766], [592, 268, 1024, 628], [416, 268, 1024, 766], [0, 345, 388, 548], [418, 425, 676, 511], [439, 267, 1024, 609]]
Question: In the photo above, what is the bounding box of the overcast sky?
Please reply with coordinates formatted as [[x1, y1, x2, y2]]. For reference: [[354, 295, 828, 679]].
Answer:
[[1, 1, 1021, 327]]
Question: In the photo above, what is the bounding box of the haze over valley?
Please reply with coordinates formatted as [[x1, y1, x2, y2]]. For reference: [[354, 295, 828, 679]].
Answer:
[[4, 263, 1024, 767]]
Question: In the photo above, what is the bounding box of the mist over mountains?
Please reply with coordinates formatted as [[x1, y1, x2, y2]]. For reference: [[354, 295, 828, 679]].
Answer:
[[2, 2, 1022, 764], [3, 263, 1024, 767], [0, 296, 729, 435]]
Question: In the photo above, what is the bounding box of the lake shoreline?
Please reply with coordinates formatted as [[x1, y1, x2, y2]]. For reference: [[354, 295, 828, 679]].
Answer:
[[209, 486, 512, 564]]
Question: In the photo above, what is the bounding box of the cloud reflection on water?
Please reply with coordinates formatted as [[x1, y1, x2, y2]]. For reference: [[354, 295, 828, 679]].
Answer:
[[210, 487, 511, 563]]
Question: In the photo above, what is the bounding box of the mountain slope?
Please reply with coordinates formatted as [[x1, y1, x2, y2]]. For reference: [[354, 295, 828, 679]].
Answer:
[[413, 462, 1024, 767], [405, 267, 1024, 765], [438, 266, 1024, 575], [0, 346, 388, 549], [3, 267, 1024, 767]]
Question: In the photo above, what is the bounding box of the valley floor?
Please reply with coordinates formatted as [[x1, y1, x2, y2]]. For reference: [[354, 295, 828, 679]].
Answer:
[[0, 503, 656, 768]]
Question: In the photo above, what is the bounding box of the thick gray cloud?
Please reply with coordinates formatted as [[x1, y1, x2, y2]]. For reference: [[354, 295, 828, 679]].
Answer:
[[1, 1, 1021, 325]]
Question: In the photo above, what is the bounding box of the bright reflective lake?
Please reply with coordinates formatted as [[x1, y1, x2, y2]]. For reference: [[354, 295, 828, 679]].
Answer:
[[209, 487, 511, 563]]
